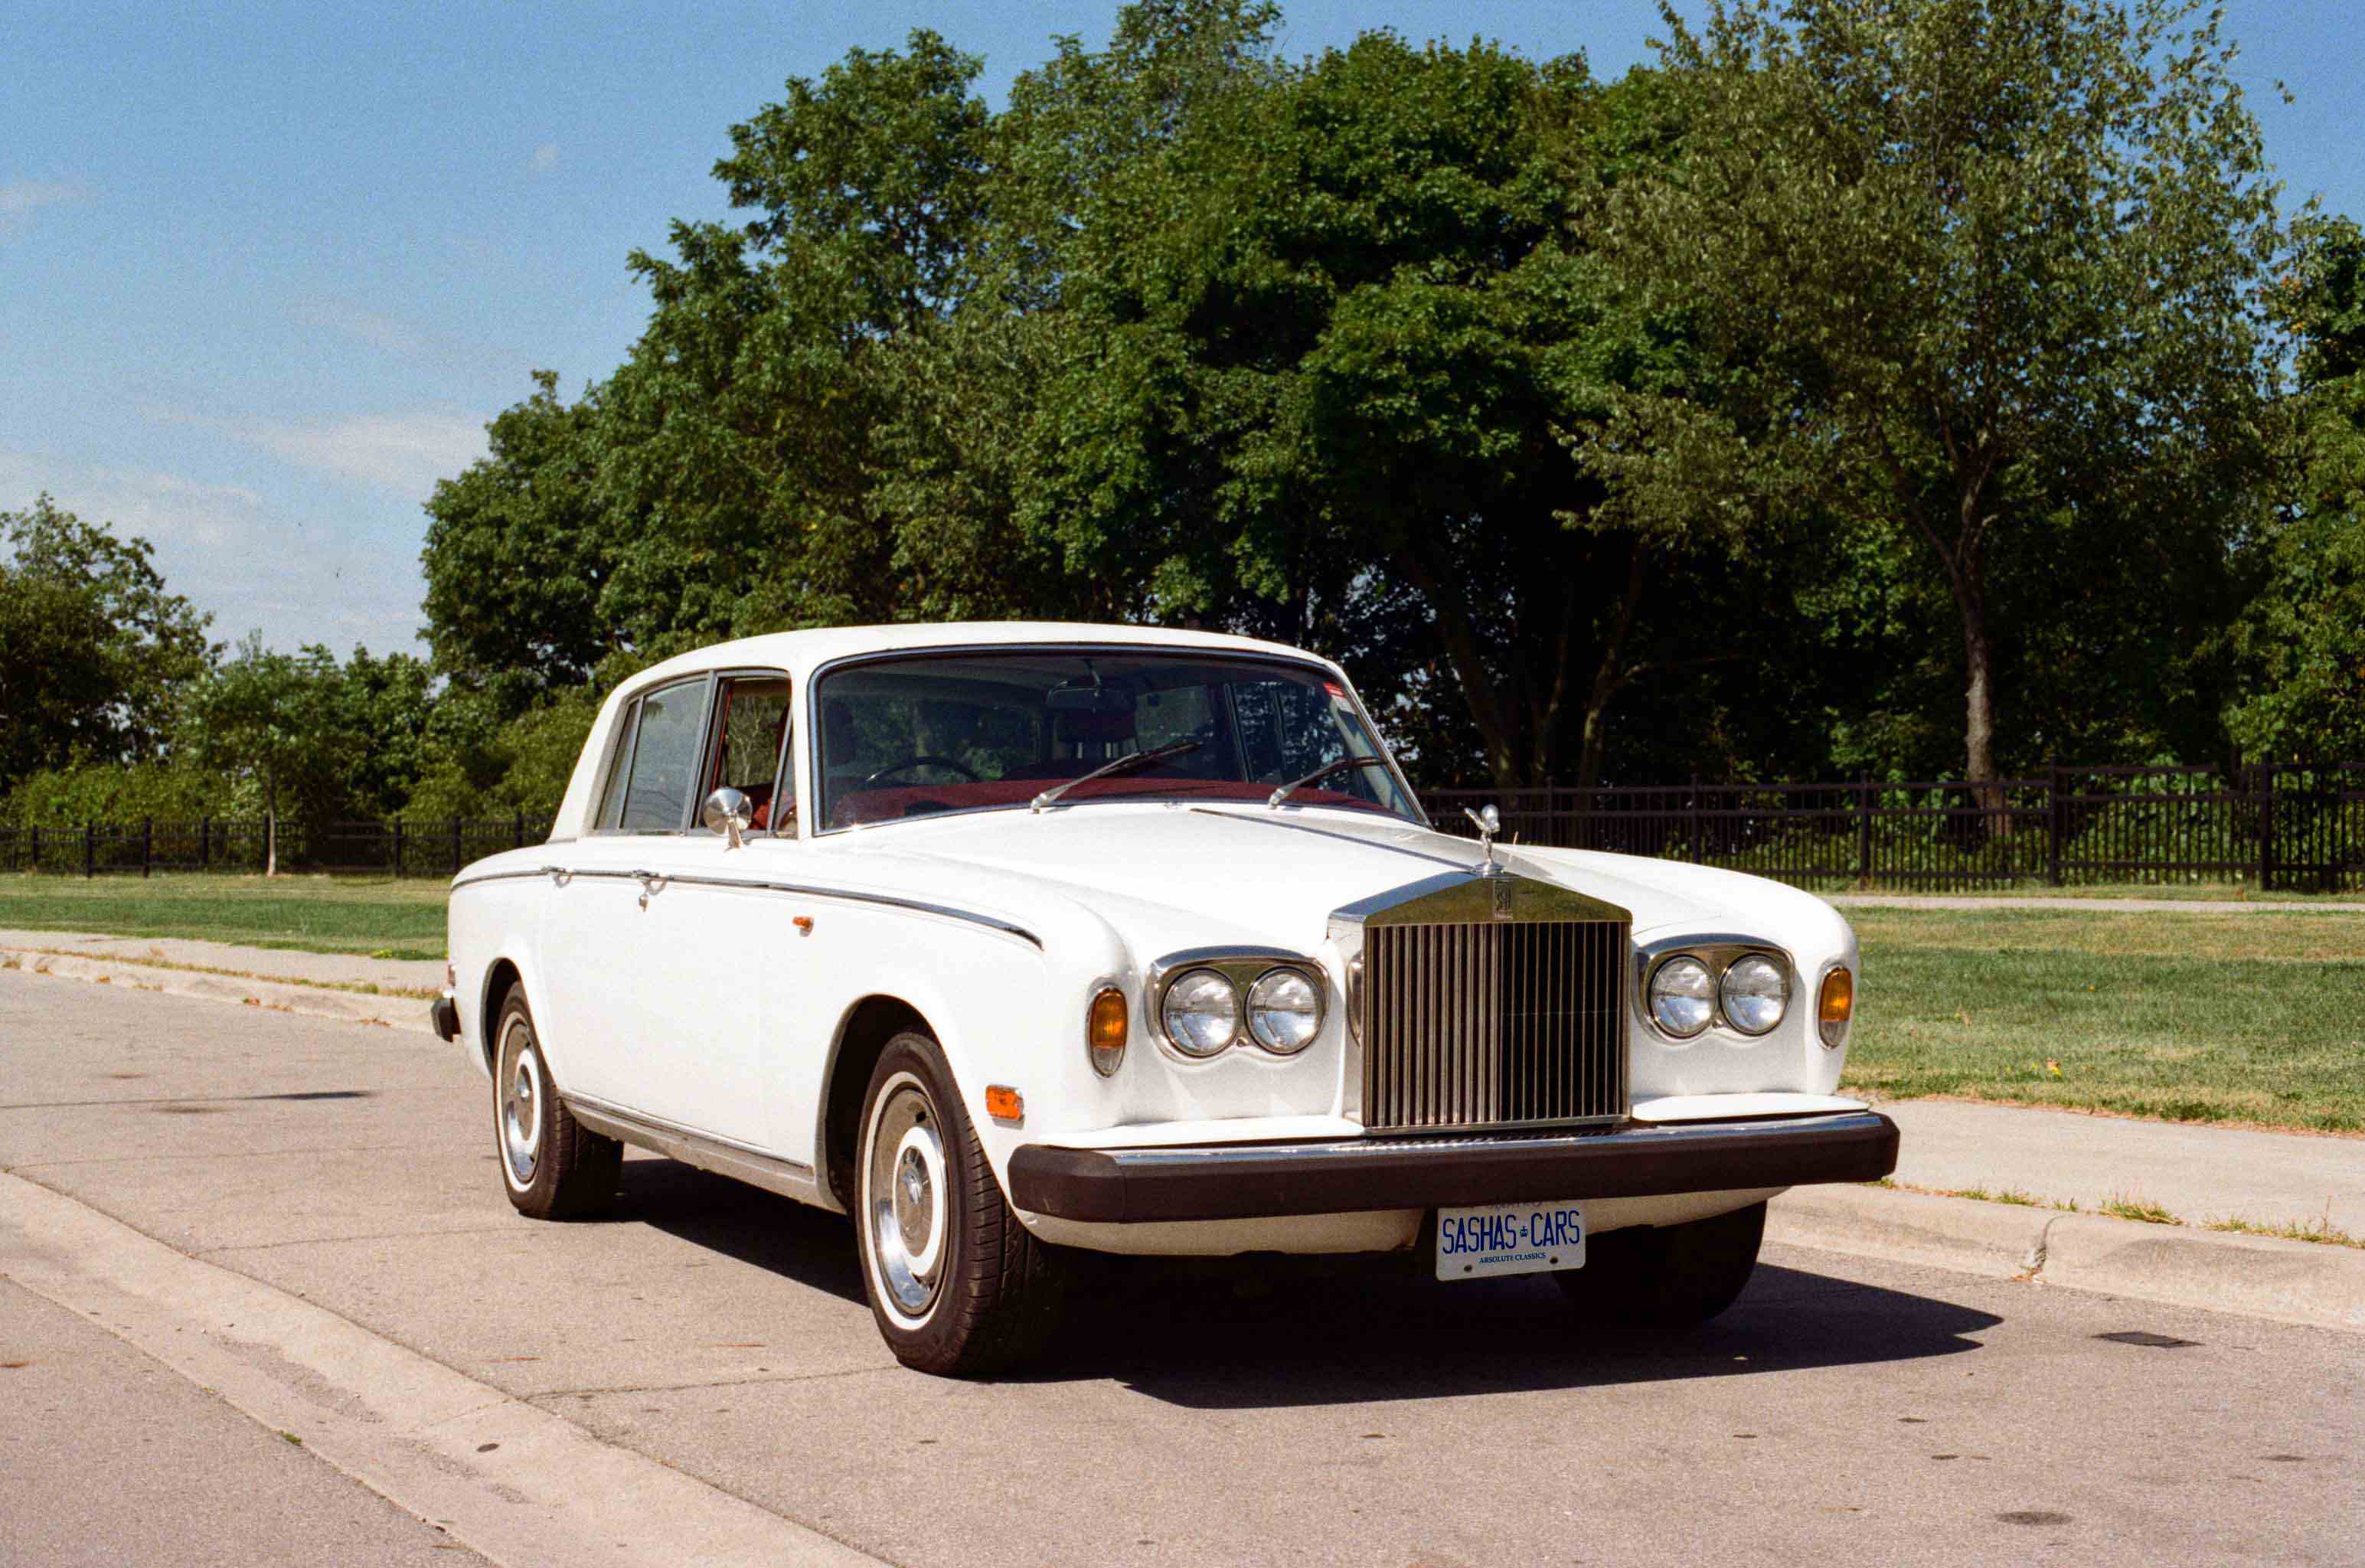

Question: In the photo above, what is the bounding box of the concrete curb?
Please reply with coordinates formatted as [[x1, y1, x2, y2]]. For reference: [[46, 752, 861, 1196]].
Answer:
[[1771, 1184, 2365, 1334], [0, 1171, 886, 1568], [1, 946, 433, 1036]]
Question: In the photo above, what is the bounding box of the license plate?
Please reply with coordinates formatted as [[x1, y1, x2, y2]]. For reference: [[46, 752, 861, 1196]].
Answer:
[[1435, 1200, 1587, 1281]]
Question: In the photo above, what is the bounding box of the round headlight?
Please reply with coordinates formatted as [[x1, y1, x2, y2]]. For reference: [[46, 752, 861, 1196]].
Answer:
[[1649, 956, 1714, 1038], [1246, 969, 1321, 1054], [1161, 969, 1239, 1057], [1720, 954, 1788, 1035]]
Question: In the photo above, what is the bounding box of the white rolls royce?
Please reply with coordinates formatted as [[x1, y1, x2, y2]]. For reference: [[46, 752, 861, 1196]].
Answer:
[[433, 622, 1894, 1374]]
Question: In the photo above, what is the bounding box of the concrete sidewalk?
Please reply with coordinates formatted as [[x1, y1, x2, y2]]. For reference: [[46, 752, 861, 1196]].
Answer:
[[1883, 1099, 2362, 1234], [0, 927, 446, 993]]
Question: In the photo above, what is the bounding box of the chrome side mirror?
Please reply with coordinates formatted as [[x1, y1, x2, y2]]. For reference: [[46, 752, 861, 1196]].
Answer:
[[703, 786, 753, 850]]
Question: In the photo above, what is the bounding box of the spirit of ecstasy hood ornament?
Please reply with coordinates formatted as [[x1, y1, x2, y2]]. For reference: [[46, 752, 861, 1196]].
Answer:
[[1463, 803, 1503, 876]]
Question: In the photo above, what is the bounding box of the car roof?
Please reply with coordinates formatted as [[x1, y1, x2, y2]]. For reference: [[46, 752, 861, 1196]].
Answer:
[[624, 621, 1344, 689]]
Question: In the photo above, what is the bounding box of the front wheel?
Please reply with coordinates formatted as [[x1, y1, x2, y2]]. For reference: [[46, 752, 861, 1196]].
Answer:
[[1555, 1201, 1766, 1325], [855, 1032, 1066, 1375], [493, 990, 621, 1220]]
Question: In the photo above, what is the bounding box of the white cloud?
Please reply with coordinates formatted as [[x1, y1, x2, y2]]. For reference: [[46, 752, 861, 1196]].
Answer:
[[154, 408, 488, 498], [530, 142, 560, 175], [295, 301, 422, 354], [1, 449, 428, 653], [0, 178, 89, 234], [0, 452, 260, 549]]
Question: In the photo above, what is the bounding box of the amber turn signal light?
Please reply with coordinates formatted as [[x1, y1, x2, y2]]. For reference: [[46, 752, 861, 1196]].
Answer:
[[1818, 966, 1854, 1049], [1087, 987, 1128, 1077], [985, 1084, 1024, 1124]]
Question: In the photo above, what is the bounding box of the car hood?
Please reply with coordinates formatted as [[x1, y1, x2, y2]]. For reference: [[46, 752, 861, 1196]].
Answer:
[[835, 804, 1726, 954]]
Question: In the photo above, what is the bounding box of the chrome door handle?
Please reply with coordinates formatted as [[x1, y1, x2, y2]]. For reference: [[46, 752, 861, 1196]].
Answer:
[[632, 870, 666, 907], [541, 864, 572, 887]]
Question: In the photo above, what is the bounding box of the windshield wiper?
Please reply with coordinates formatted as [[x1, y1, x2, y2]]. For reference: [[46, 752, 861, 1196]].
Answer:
[[1031, 740, 1202, 813], [1267, 755, 1389, 809]]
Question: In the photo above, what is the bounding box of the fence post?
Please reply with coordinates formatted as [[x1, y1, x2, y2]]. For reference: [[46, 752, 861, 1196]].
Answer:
[[390, 817, 403, 880], [142, 817, 152, 879], [452, 815, 463, 876], [31, 825, 40, 874], [1855, 777, 1873, 884], [514, 809, 525, 851], [2258, 763, 2277, 892], [2047, 765, 2064, 887], [1687, 775, 1702, 864], [84, 822, 96, 879], [200, 816, 211, 871]]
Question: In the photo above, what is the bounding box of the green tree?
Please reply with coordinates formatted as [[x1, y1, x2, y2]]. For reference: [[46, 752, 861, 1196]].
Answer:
[[1588, 0, 2287, 786], [2228, 215, 2365, 760], [1014, 31, 1717, 787], [0, 495, 214, 786], [421, 373, 616, 690], [182, 636, 351, 874]]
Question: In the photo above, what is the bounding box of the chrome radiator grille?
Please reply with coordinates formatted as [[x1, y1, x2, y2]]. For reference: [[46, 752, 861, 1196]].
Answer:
[[1360, 919, 1628, 1132]]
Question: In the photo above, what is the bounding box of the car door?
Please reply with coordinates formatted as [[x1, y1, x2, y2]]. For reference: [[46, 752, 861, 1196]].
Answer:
[[538, 672, 772, 1146], [627, 671, 798, 1147]]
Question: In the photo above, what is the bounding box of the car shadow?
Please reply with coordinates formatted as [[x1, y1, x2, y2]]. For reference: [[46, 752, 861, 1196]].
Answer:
[[614, 1154, 869, 1306], [613, 1157, 2001, 1407], [1053, 1262, 2001, 1409]]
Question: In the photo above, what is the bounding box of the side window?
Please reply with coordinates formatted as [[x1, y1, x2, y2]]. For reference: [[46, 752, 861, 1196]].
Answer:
[[699, 676, 795, 834], [613, 679, 709, 832], [594, 700, 641, 831]]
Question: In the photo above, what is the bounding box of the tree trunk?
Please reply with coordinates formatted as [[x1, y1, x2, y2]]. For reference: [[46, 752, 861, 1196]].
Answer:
[[265, 808, 278, 879], [1397, 549, 1522, 790], [1574, 544, 1649, 791], [1949, 542, 2004, 823]]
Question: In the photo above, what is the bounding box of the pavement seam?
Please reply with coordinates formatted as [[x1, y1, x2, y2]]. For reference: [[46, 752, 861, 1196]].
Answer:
[[524, 1365, 901, 1400], [193, 1226, 521, 1257], [0, 1170, 890, 1568], [5, 1143, 452, 1170]]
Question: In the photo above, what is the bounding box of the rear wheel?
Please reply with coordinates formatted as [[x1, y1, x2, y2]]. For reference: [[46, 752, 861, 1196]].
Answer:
[[493, 990, 620, 1220], [1555, 1201, 1765, 1325], [854, 1031, 1066, 1375]]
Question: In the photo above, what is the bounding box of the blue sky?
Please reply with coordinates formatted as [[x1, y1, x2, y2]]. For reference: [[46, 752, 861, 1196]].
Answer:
[[5, 0, 2359, 657]]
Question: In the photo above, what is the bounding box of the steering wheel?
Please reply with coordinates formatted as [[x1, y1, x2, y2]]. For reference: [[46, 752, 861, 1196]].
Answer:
[[862, 755, 982, 786]]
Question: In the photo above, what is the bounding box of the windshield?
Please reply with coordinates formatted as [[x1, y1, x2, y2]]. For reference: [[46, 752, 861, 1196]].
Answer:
[[813, 650, 1419, 830]]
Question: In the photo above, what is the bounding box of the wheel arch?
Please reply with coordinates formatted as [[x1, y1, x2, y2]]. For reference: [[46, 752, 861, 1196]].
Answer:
[[818, 995, 938, 1210], [479, 956, 526, 1074]]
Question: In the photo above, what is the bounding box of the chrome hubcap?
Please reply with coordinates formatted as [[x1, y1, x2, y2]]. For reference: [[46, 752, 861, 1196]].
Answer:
[[499, 1021, 544, 1187], [864, 1076, 949, 1321]]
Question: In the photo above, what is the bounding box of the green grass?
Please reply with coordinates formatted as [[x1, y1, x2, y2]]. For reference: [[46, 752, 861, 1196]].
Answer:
[[2206, 1212, 2363, 1249], [1844, 907, 2365, 1133], [0, 874, 448, 960]]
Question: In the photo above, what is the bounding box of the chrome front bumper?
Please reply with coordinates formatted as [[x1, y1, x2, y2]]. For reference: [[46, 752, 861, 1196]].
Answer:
[[1006, 1110, 1900, 1223]]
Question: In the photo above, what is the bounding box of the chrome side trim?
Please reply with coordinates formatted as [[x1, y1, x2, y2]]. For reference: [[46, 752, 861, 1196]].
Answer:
[[454, 865, 1042, 947], [449, 867, 557, 893], [655, 873, 1043, 948], [564, 1093, 828, 1207]]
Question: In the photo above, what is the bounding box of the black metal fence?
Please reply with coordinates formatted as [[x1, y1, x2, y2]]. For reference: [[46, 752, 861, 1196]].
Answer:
[[1422, 763, 2365, 894], [6, 763, 2361, 892], [0, 815, 554, 879]]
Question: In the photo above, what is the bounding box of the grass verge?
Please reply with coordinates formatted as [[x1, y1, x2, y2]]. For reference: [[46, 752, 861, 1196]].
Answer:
[[1842, 907, 2365, 1133], [0, 874, 446, 959]]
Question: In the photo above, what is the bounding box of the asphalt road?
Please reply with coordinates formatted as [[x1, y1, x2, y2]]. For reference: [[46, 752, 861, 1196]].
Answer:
[[2, 971, 2360, 1567]]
